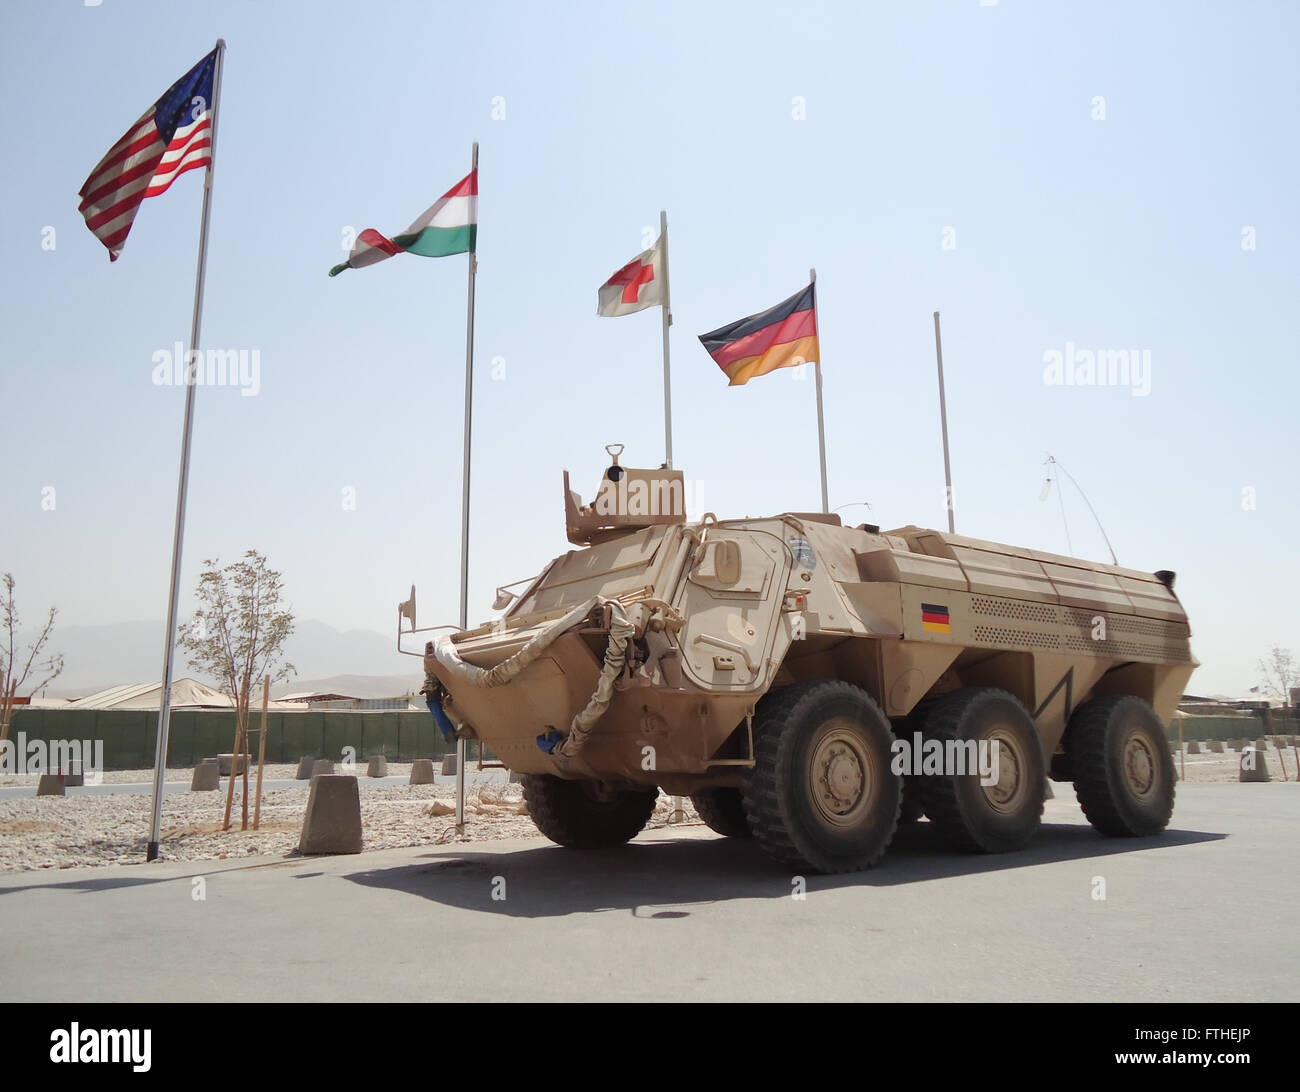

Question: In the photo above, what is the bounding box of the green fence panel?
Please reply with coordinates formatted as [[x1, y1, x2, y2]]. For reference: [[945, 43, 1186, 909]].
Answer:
[[322, 713, 344, 761], [306, 713, 327, 759], [418, 715, 440, 760], [362, 714, 388, 760], [278, 712, 305, 762], [263, 712, 282, 764], [8, 707, 470, 769], [192, 714, 225, 763], [385, 714, 405, 759]]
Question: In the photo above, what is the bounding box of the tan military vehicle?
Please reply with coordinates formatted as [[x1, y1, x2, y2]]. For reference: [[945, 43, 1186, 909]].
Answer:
[[406, 446, 1195, 874]]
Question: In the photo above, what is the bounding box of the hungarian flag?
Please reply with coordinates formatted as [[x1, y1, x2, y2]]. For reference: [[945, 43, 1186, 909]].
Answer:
[[78, 46, 219, 262], [699, 283, 819, 386], [330, 170, 477, 276], [597, 235, 665, 316]]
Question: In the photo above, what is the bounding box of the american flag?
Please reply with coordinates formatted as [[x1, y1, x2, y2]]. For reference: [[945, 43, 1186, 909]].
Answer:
[[78, 47, 219, 261]]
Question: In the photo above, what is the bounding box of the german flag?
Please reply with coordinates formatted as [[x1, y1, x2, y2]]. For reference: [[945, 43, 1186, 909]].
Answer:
[[699, 283, 819, 386], [921, 603, 951, 635]]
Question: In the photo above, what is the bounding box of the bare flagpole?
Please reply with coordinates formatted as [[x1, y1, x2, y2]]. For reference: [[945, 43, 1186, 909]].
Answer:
[[933, 310, 955, 533], [147, 38, 227, 863], [660, 210, 673, 469], [811, 269, 828, 513], [455, 141, 479, 837], [662, 214, 685, 825]]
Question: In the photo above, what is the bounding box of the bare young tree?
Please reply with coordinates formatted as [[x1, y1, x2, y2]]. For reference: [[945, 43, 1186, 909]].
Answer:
[[0, 573, 65, 745], [1256, 646, 1299, 707], [178, 551, 296, 751]]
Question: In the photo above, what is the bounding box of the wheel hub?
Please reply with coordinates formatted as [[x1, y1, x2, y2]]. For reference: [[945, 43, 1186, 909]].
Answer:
[[1123, 733, 1156, 799], [808, 721, 873, 826], [980, 727, 1028, 814]]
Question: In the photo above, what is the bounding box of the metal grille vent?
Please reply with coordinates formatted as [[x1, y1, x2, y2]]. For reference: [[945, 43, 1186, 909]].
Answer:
[[973, 624, 1059, 650], [972, 596, 1059, 624]]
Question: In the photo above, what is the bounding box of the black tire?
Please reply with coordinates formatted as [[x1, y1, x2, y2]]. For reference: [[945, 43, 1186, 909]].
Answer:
[[691, 787, 752, 838], [1065, 694, 1176, 837], [917, 687, 1046, 853], [741, 680, 901, 874], [899, 777, 926, 824], [521, 774, 658, 848]]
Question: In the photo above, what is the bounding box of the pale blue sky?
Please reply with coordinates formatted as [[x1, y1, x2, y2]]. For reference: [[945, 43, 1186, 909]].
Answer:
[[1, 0, 1296, 696]]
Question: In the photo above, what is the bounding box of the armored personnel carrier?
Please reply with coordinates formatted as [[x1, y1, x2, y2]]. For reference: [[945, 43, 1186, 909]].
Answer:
[[405, 446, 1195, 874]]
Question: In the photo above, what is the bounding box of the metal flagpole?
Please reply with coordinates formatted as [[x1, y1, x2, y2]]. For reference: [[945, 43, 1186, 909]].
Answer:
[[932, 310, 956, 533], [811, 269, 828, 513], [660, 209, 673, 469], [147, 38, 227, 863], [660, 211, 685, 825], [455, 141, 479, 837]]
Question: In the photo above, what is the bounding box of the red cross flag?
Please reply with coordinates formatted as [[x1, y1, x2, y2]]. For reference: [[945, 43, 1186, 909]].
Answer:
[[597, 235, 666, 317]]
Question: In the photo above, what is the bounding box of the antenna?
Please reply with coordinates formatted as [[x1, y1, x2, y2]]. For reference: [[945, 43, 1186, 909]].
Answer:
[[1042, 455, 1117, 565], [1039, 460, 1072, 554]]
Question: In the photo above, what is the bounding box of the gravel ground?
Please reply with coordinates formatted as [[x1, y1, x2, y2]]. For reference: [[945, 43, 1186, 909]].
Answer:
[[0, 767, 702, 872], [1, 745, 1293, 873]]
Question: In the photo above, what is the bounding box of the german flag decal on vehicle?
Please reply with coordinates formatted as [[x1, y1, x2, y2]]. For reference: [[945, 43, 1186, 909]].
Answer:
[[921, 603, 951, 634]]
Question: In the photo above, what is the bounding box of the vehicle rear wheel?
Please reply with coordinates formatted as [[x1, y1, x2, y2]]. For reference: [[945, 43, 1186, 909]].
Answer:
[[1066, 694, 1175, 836], [917, 687, 1045, 853], [691, 787, 752, 838], [521, 774, 658, 848], [741, 680, 901, 874]]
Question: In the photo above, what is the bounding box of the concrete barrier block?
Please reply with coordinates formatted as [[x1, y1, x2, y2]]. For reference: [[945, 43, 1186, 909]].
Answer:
[[1227, 739, 1245, 751], [191, 761, 220, 790], [63, 771, 85, 787], [440, 753, 458, 776], [298, 775, 362, 855], [217, 752, 251, 777], [1239, 748, 1270, 783], [1207, 741, 1224, 753], [311, 759, 335, 779], [1187, 741, 1201, 754], [295, 756, 314, 780], [409, 758, 435, 785], [1254, 739, 1268, 751], [36, 774, 65, 797], [366, 755, 388, 778]]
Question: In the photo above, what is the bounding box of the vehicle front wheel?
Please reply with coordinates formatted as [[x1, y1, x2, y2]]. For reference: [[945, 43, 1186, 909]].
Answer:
[[742, 680, 901, 874]]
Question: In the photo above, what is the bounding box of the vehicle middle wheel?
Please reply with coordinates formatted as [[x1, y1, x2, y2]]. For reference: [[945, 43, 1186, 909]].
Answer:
[[917, 687, 1046, 853]]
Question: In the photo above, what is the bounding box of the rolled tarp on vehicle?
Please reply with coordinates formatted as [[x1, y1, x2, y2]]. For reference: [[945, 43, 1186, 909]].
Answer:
[[423, 596, 635, 757]]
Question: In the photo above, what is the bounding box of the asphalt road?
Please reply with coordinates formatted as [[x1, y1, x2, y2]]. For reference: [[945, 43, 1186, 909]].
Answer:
[[0, 783, 1294, 1002]]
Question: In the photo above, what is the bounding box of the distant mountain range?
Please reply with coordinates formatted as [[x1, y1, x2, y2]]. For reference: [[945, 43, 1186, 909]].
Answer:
[[30, 619, 421, 699]]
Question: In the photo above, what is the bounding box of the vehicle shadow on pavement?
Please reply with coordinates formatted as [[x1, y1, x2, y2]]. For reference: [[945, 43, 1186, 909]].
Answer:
[[0, 856, 308, 896], [0, 874, 169, 897], [341, 821, 1225, 918]]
